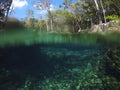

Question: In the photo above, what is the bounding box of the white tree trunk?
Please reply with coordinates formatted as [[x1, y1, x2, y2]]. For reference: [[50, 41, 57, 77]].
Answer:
[[94, 0, 102, 24], [48, 10, 53, 31], [46, 19, 49, 32], [94, 0, 99, 10], [100, 0, 106, 23]]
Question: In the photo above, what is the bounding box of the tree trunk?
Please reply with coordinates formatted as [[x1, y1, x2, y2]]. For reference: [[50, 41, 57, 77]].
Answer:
[[94, 0, 102, 24], [46, 19, 49, 32], [48, 10, 53, 31], [5, 0, 13, 23], [50, 18, 53, 31], [100, 0, 106, 23], [90, 17, 94, 28]]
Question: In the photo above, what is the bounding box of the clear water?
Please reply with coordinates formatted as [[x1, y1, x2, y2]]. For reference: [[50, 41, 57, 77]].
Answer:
[[0, 30, 120, 90]]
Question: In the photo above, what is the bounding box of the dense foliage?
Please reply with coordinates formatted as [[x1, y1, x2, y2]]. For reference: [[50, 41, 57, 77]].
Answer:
[[0, 0, 120, 32], [21, 0, 120, 32]]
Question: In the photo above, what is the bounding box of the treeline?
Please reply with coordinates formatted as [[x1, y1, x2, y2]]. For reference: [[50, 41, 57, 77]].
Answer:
[[2, 0, 120, 33], [24, 0, 120, 33]]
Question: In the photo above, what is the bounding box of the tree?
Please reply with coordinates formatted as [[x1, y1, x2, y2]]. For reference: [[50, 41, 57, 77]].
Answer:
[[33, 0, 53, 31], [24, 9, 36, 29], [0, 0, 13, 28], [52, 9, 79, 32], [94, 0, 102, 24], [62, 0, 72, 10], [26, 9, 34, 18], [100, 0, 106, 23]]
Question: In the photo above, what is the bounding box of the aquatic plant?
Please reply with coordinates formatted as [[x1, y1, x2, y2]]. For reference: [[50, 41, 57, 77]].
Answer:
[[100, 47, 120, 89]]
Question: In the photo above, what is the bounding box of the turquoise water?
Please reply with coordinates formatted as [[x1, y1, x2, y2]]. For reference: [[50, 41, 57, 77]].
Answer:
[[0, 31, 120, 90]]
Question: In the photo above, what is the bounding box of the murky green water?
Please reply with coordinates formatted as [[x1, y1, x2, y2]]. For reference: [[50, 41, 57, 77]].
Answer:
[[0, 30, 120, 90]]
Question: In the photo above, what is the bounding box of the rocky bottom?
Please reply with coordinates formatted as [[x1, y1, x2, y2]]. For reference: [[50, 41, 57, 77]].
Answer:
[[0, 45, 120, 90]]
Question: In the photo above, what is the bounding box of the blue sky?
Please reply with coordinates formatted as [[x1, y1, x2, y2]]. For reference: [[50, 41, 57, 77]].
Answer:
[[10, 0, 65, 20]]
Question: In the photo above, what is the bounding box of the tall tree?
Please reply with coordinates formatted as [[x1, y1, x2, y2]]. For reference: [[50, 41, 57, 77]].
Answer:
[[26, 9, 34, 18], [52, 9, 78, 32], [33, 0, 53, 31], [100, 0, 106, 23], [62, 0, 72, 10], [94, 0, 102, 24], [25, 9, 35, 28], [0, 0, 13, 28]]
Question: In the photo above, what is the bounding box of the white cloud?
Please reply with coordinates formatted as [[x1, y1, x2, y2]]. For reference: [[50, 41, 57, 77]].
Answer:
[[32, 3, 54, 19], [12, 0, 28, 8], [50, 4, 54, 11], [33, 2, 54, 11], [33, 4, 54, 19]]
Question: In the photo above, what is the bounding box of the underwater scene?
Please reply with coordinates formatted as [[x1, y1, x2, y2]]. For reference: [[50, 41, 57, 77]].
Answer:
[[0, 31, 120, 90]]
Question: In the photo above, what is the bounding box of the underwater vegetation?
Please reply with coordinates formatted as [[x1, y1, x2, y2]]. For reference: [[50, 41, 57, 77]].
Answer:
[[100, 46, 120, 89], [0, 30, 120, 90], [0, 45, 103, 90]]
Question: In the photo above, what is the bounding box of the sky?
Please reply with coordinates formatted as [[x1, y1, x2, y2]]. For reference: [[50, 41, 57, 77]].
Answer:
[[10, 0, 65, 20]]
